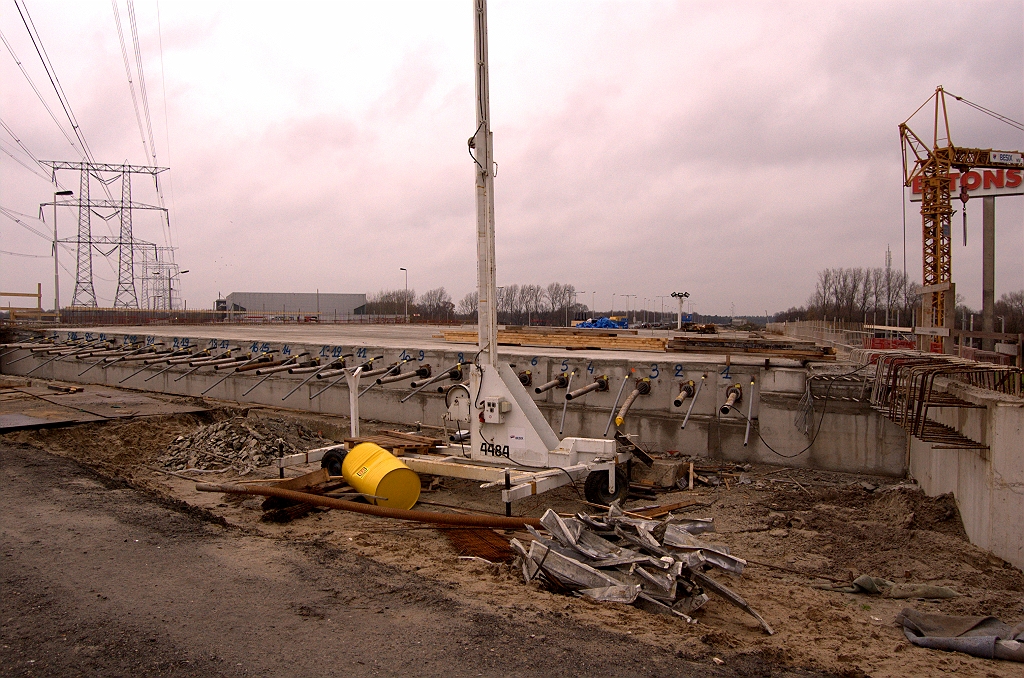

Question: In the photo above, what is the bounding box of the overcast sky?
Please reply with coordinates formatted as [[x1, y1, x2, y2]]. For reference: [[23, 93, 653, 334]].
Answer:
[[1, 0, 1022, 315]]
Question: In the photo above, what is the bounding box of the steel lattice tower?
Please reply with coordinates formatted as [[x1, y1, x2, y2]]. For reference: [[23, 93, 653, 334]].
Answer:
[[43, 161, 169, 308], [72, 167, 96, 306], [113, 169, 136, 307]]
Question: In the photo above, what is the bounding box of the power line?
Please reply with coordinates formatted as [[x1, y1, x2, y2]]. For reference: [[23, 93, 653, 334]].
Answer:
[[0, 116, 67, 186], [156, 0, 176, 251], [127, 0, 158, 166], [13, 0, 95, 162], [0, 139, 52, 181], [0, 28, 85, 158], [127, 0, 172, 249], [0, 249, 50, 258], [111, 0, 151, 163]]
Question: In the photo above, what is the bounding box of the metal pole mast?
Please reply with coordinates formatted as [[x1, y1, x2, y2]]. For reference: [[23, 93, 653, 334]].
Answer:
[[473, 0, 498, 368], [73, 167, 97, 307], [52, 198, 59, 314], [114, 167, 138, 307]]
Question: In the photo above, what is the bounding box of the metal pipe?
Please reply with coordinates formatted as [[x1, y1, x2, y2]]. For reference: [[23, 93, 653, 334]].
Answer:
[[101, 342, 165, 363], [401, 362, 466, 403], [37, 342, 83, 354], [234, 356, 286, 372], [164, 350, 209, 365], [25, 339, 111, 375], [0, 341, 51, 360], [114, 350, 176, 363], [673, 380, 695, 407], [559, 371, 576, 434], [241, 353, 309, 397], [680, 374, 706, 430], [359, 358, 415, 397], [173, 349, 244, 383], [143, 349, 194, 364], [315, 367, 349, 380], [189, 355, 245, 368], [216, 353, 275, 371], [288, 363, 331, 374], [354, 363, 394, 379], [119, 349, 193, 383], [377, 364, 430, 385], [615, 379, 651, 428], [201, 352, 275, 395], [254, 354, 310, 375], [79, 342, 164, 377], [76, 347, 127, 358], [743, 378, 755, 446], [26, 339, 109, 374], [282, 359, 344, 400], [565, 375, 608, 400], [7, 340, 79, 364], [144, 351, 208, 382], [720, 384, 742, 415], [309, 356, 383, 400], [534, 373, 568, 394], [195, 482, 541, 529], [604, 374, 631, 436]]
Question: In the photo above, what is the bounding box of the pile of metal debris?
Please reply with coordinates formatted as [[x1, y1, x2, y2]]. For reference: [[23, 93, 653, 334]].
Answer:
[[511, 504, 773, 634], [160, 416, 320, 474]]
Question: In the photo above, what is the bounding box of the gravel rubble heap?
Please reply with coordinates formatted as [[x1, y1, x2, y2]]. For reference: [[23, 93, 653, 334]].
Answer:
[[160, 415, 322, 475]]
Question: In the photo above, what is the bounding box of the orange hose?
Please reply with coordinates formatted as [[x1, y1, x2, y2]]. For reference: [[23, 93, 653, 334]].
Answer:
[[195, 482, 541, 528]]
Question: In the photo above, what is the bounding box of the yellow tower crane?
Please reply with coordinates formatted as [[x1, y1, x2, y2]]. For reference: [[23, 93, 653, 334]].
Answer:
[[899, 86, 1022, 352]]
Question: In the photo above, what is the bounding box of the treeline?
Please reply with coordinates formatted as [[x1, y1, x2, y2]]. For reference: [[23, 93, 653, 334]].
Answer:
[[777, 267, 918, 325], [366, 282, 589, 325], [458, 283, 586, 326], [994, 291, 1024, 334], [779, 267, 1024, 334], [364, 287, 455, 321]]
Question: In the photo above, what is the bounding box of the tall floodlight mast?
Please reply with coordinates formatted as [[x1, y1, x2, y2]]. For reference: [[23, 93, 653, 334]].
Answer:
[[472, 0, 498, 367]]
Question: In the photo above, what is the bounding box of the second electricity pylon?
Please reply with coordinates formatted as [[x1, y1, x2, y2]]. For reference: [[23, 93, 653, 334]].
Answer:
[[42, 161, 168, 308], [899, 86, 1022, 352]]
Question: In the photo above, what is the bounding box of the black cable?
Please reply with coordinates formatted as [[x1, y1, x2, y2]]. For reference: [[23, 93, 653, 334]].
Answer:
[[728, 362, 876, 459], [555, 467, 583, 500], [0, 29, 83, 158], [14, 0, 94, 161]]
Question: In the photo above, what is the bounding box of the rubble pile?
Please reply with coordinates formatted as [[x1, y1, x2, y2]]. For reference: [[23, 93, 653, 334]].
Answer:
[[511, 504, 773, 633], [160, 416, 320, 474]]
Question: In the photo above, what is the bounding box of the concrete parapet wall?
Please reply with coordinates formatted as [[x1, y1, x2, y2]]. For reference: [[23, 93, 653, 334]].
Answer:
[[909, 381, 1024, 569], [2, 330, 906, 477]]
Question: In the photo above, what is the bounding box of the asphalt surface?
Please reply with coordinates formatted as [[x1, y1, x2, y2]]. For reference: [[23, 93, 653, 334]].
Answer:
[[0, 442, 828, 677]]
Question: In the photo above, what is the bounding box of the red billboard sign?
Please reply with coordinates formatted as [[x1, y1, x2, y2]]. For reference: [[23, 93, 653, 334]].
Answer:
[[909, 168, 1024, 202]]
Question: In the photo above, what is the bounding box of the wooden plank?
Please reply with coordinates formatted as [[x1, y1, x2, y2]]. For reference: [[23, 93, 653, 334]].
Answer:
[[443, 330, 667, 352], [633, 499, 698, 519], [271, 468, 330, 492], [380, 430, 444, 446]]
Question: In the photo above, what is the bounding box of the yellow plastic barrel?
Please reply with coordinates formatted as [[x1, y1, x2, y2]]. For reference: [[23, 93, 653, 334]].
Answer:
[[341, 442, 421, 510]]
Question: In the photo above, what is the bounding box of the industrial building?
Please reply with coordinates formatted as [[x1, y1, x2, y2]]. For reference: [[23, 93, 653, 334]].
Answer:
[[219, 292, 366, 319]]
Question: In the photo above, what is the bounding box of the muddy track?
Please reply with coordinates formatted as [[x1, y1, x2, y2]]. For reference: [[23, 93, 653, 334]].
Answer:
[[1, 442, 829, 677]]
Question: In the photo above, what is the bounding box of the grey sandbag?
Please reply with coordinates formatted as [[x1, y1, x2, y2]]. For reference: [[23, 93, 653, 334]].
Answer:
[[896, 608, 1024, 662]]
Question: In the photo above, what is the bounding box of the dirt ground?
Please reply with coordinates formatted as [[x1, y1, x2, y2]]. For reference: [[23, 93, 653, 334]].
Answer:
[[5, 396, 1023, 678]]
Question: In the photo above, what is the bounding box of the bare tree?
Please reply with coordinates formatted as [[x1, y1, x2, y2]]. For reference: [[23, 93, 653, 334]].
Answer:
[[419, 287, 453, 322], [457, 291, 478, 319], [366, 288, 416, 316]]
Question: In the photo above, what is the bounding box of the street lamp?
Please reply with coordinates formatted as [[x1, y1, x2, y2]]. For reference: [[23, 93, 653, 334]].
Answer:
[[670, 291, 690, 330], [52, 190, 73, 319], [399, 267, 408, 323]]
